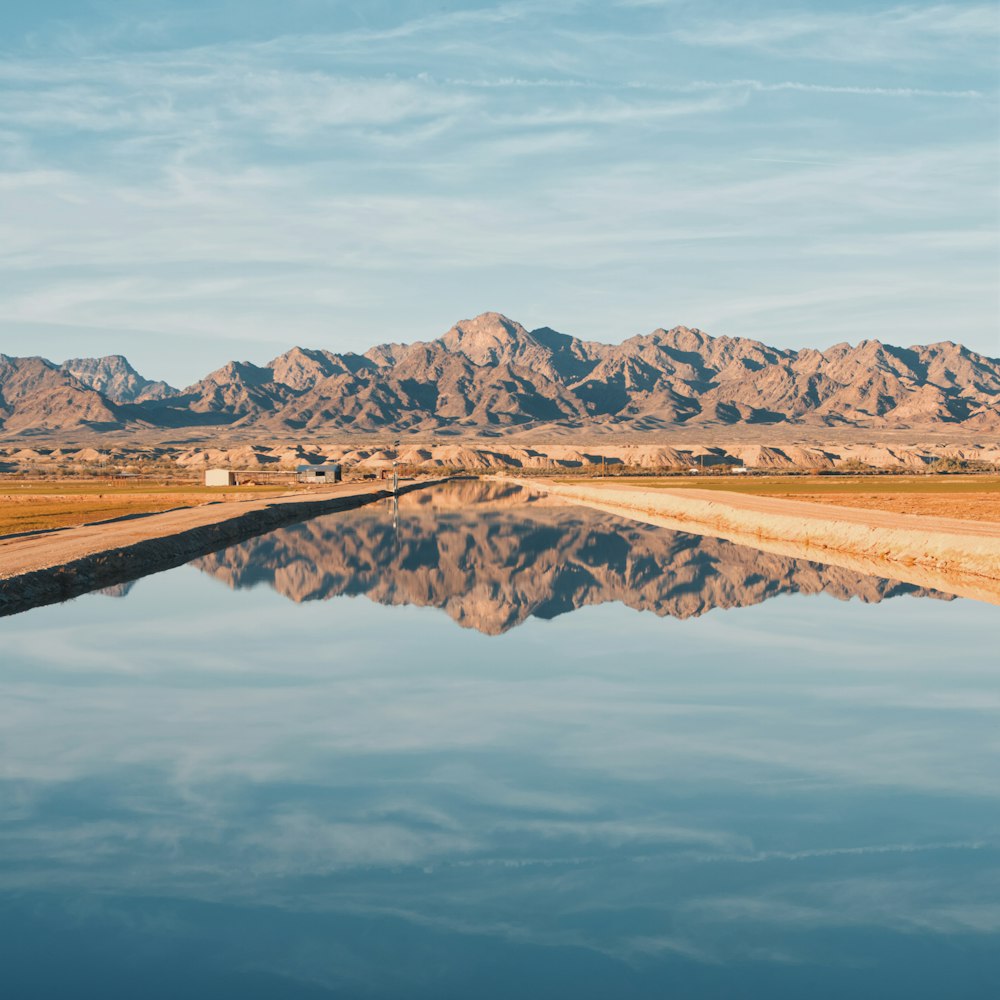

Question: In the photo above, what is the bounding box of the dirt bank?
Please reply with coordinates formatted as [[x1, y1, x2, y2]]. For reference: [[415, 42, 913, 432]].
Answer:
[[508, 478, 1000, 606], [0, 479, 447, 617]]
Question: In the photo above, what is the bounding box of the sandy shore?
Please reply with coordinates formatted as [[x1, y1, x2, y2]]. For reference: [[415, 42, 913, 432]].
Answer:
[[0, 479, 445, 617], [508, 477, 1000, 606]]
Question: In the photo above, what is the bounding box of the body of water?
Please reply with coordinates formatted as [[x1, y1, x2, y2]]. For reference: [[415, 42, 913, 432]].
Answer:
[[2, 483, 998, 997]]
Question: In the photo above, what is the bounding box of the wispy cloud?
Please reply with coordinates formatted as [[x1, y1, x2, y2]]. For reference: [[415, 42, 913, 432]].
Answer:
[[671, 4, 1000, 62], [0, 1, 996, 379], [680, 78, 984, 99]]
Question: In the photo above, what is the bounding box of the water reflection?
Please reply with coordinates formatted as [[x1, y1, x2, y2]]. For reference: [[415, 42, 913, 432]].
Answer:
[[192, 482, 947, 634], [1, 482, 997, 998]]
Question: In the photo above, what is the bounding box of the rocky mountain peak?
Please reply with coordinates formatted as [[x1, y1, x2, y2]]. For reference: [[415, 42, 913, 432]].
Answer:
[[440, 312, 535, 365], [60, 354, 177, 404], [652, 326, 712, 353], [202, 360, 273, 387], [269, 346, 343, 391]]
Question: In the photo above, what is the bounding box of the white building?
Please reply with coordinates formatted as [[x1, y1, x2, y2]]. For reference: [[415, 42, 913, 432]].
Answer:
[[205, 469, 237, 486]]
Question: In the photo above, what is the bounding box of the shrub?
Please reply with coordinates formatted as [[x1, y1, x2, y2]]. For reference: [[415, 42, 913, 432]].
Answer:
[[928, 457, 998, 474]]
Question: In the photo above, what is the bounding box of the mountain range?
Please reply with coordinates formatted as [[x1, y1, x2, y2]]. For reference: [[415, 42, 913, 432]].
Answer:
[[2, 312, 997, 435]]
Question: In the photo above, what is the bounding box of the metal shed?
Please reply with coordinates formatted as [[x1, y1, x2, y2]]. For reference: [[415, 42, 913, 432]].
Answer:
[[297, 464, 342, 484]]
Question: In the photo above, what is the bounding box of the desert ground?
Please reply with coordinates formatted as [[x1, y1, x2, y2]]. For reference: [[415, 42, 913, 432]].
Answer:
[[0, 481, 308, 535], [2, 472, 999, 539]]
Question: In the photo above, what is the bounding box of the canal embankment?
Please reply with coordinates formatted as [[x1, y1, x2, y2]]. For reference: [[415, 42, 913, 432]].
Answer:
[[0, 478, 449, 616], [506, 477, 1000, 605]]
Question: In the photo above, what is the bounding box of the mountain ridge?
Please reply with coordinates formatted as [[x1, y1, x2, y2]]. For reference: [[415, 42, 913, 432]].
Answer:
[[2, 312, 997, 435]]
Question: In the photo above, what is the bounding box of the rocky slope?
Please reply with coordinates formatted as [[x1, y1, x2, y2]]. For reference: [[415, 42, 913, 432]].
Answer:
[[2, 313, 997, 434], [0, 355, 126, 433], [60, 355, 177, 404], [192, 483, 948, 634]]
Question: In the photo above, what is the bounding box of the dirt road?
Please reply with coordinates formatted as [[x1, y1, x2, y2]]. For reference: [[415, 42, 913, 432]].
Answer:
[[0, 479, 443, 616]]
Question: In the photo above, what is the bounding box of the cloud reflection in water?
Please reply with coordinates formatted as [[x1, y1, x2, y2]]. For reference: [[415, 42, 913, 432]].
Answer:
[[0, 483, 997, 997]]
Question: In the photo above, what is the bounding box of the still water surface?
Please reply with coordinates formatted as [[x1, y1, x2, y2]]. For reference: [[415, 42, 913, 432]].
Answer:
[[2, 483, 998, 997]]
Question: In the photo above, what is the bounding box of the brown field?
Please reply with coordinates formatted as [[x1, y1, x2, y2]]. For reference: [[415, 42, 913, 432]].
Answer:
[[554, 475, 1000, 523], [0, 480, 305, 536], [769, 493, 1000, 522], [4, 472, 1000, 538]]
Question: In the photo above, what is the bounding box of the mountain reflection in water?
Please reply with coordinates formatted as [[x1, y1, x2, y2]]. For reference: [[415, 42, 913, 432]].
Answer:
[[192, 481, 947, 634], [3, 480, 998, 998]]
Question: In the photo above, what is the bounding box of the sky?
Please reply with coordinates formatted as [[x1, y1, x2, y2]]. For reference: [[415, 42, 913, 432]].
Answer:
[[1, 0, 998, 387]]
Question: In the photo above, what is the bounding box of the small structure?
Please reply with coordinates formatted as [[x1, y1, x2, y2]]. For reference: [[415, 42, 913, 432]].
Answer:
[[205, 469, 237, 487], [731, 466, 750, 475], [297, 464, 342, 484]]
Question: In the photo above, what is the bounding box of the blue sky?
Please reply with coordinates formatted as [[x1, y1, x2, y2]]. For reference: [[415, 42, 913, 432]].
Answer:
[[1, 0, 997, 386]]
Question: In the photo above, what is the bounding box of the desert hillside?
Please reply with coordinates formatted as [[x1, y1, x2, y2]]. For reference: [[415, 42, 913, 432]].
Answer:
[[4, 438, 998, 476]]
